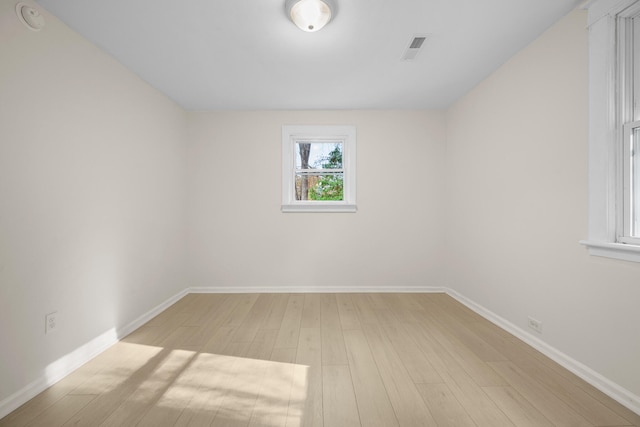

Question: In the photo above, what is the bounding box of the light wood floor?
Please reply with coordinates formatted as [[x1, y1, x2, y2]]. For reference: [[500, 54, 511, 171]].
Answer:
[[2, 293, 639, 427]]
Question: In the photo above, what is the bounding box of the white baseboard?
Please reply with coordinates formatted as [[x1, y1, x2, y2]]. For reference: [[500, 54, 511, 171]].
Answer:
[[115, 288, 189, 338], [446, 288, 640, 416], [0, 288, 188, 420], [189, 285, 446, 294]]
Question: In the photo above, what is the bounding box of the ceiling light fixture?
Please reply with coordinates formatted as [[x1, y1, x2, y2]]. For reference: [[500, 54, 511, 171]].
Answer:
[[16, 2, 45, 32], [285, 0, 335, 32]]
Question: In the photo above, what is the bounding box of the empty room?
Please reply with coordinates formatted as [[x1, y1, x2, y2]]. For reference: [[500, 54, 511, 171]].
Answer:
[[1, 0, 640, 425]]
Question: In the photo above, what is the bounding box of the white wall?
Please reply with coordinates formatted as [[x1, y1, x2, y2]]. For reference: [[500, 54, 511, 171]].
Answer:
[[0, 1, 187, 404], [2, 0, 639, 416], [446, 8, 640, 397], [187, 110, 446, 290]]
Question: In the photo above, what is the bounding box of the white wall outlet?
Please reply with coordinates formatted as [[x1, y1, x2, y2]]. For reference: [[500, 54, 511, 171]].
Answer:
[[45, 312, 58, 334], [528, 316, 542, 334]]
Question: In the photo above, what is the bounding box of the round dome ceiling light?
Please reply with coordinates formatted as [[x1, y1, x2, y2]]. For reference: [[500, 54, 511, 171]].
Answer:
[[16, 2, 45, 31], [285, 0, 335, 32]]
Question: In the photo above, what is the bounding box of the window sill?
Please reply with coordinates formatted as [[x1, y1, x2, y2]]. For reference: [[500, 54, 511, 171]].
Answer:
[[282, 204, 357, 213], [579, 240, 640, 263]]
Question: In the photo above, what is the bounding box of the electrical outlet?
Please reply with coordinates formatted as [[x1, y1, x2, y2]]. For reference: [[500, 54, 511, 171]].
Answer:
[[528, 316, 542, 334], [45, 312, 57, 334]]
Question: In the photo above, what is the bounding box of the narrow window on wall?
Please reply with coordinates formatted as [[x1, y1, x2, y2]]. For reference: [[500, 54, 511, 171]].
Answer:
[[582, 1, 640, 261], [619, 10, 640, 245], [282, 125, 356, 212]]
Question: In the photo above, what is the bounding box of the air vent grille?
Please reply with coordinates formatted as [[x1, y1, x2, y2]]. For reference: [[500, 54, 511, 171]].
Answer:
[[402, 34, 430, 61], [409, 37, 426, 49]]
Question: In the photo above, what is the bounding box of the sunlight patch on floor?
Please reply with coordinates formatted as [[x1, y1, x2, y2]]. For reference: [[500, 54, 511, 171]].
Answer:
[[52, 341, 310, 426]]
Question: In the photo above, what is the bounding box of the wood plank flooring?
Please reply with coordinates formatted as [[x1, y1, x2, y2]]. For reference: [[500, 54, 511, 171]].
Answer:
[[1, 293, 638, 427]]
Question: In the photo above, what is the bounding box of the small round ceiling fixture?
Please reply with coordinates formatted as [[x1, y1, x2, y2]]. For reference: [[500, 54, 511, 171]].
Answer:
[[16, 2, 45, 31], [285, 0, 335, 32]]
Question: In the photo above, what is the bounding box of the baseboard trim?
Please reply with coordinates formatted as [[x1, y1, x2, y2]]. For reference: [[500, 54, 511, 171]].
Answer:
[[189, 285, 446, 294], [446, 288, 640, 416], [0, 288, 188, 420], [115, 288, 189, 338]]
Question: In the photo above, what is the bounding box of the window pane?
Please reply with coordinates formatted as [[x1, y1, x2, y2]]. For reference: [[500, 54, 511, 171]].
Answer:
[[295, 141, 343, 170], [295, 173, 344, 201], [634, 16, 640, 120], [634, 128, 640, 236]]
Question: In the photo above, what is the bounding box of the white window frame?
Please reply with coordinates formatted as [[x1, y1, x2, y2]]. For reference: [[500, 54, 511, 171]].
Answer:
[[621, 120, 640, 244], [281, 125, 357, 213], [581, 0, 640, 261]]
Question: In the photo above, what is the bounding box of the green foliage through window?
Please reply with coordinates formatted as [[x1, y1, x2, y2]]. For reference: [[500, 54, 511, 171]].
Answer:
[[309, 145, 343, 200], [309, 175, 343, 200]]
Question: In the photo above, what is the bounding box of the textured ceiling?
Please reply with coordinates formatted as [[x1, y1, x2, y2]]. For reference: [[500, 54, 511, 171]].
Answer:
[[35, 0, 583, 110]]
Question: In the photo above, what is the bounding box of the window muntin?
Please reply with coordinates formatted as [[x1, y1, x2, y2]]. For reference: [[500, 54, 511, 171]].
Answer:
[[282, 125, 356, 212]]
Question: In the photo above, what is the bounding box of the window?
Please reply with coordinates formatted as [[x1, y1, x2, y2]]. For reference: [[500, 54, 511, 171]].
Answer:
[[619, 9, 640, 245], [282, 125, 356, 212], [622, 120, 640, 243], [582, 0, 640, 261]]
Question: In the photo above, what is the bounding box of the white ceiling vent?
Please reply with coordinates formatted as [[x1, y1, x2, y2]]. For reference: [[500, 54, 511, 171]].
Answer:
[[402, 34, 429, 61]]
